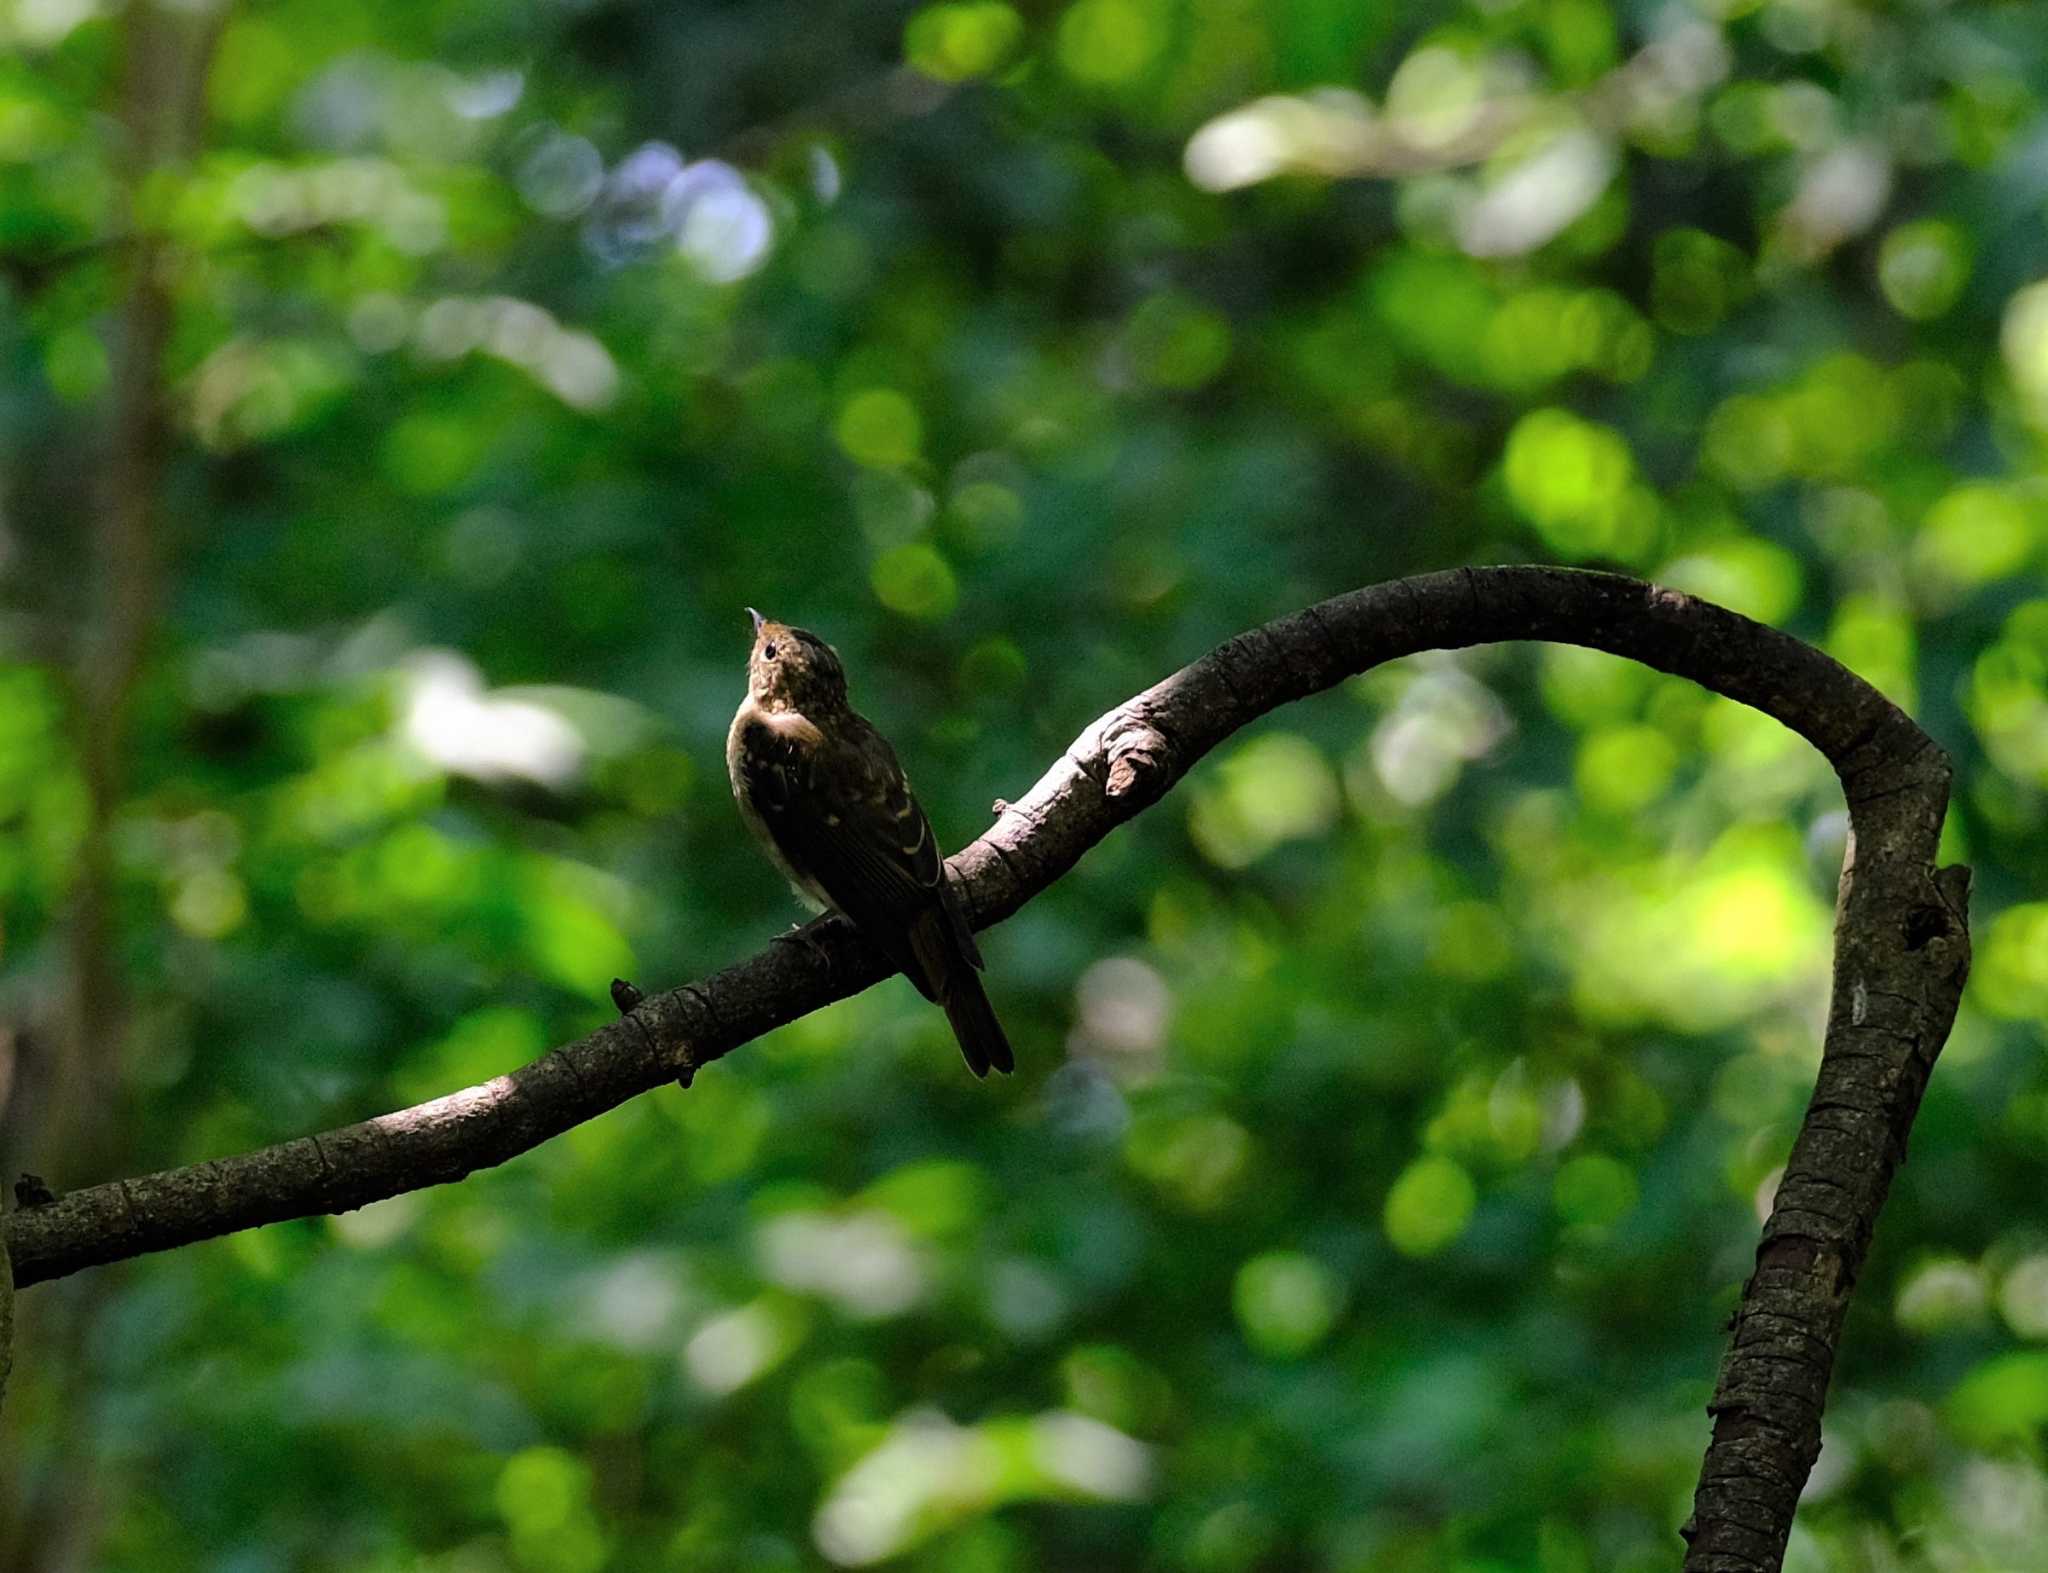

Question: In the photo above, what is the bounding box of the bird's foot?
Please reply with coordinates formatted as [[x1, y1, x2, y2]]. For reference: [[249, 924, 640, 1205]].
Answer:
[[610, 978, 644, 1014], [14, 1172, 56, 1208], [773, 912, 851, 970]]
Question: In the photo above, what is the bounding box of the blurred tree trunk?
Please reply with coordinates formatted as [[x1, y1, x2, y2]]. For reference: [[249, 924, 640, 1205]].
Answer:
[[0, 4, 220, 1568]]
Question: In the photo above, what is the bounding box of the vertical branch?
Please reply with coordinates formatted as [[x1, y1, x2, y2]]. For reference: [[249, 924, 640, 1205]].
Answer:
[[54, 7, 176, 1183], [1681, 724, 1971, 1570]]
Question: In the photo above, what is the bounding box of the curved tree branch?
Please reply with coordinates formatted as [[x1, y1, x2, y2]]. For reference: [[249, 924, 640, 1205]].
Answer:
[[0, 566, 1969, 1572]]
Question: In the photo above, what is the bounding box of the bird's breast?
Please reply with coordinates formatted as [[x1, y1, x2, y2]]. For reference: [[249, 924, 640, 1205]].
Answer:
[[728, 702, 832, 913]]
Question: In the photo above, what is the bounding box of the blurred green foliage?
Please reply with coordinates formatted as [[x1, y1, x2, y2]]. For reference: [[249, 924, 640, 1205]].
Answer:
[[2, 0, 2047, 1568]]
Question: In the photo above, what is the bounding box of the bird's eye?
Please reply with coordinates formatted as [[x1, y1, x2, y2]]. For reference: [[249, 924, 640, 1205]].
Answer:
[[763, 642, 779, 660]]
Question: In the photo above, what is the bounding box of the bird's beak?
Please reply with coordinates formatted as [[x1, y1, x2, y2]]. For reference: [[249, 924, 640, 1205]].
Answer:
[[746, 607, 765, 636]]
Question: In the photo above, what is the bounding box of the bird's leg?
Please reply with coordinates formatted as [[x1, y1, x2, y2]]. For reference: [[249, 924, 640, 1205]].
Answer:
[[773, 911, 853, 969]]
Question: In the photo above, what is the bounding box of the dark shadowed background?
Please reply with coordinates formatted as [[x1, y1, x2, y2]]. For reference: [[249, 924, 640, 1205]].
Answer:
[[2, 0, 2047, 1567]]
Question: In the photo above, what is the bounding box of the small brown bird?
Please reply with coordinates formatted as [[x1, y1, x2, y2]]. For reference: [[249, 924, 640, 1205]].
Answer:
[[727, 611, 1014, 1077]]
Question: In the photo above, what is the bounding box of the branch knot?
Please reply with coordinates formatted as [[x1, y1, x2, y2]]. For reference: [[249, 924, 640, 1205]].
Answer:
[[1102, 713, 1170, 801]]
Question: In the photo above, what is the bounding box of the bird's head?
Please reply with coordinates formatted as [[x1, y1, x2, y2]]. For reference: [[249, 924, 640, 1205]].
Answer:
[[745, 610, 849, 713]]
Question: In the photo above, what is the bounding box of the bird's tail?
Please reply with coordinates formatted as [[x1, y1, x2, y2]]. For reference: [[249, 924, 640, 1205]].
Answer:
[[908, 903, 1015, 1078], [940, 967, 1014, 1078]]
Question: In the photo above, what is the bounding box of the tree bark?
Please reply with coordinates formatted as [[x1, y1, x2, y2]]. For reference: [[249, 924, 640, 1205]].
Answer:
[[0, 566, 1969, 1570]]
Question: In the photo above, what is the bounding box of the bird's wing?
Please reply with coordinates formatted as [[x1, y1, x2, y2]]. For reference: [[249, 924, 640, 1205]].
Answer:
[[738, 711, 953, 993]]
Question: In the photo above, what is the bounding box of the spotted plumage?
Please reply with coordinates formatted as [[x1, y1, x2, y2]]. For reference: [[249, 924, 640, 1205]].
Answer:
[[727, 612, 1014, 1077]]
